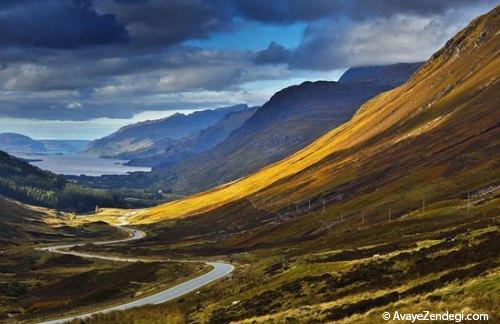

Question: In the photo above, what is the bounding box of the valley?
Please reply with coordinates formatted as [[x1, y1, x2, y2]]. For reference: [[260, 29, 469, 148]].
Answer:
[[0, 202, 212, 323], [36, 226, 232, 324], [0, 3, 498, 324], [60, 191, 499, 323]]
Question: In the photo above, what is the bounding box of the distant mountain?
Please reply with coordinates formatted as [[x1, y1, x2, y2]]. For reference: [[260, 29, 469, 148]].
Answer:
[[76, 62, 421, 193], [126, 107, 258, 167], [40, 140, 90, 154], [0, 133, 90, 155], [150, 62, 422, 193], [0, 133, 47, 154], [85, 104, 249, 158]]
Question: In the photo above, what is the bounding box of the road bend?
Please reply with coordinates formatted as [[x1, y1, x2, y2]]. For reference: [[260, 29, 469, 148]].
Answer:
[[37, 226, 234, 324]]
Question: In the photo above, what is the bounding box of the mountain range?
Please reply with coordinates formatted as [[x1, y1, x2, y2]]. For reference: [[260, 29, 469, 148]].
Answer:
[[85, 104, 250, 159], [0, 133, 88, 154], [161, 62, 422, 192], [124, 107, 258, 167], [82, 62, 421, 194]]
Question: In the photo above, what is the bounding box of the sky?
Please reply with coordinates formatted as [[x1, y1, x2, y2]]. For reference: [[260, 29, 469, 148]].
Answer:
[[0, 0, 498, 139]]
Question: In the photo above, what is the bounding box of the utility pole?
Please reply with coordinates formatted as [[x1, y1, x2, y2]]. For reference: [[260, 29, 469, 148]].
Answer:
[[296, 202, 299, 212], [308, 200, 311, 211], [467, 190, 470, 216]]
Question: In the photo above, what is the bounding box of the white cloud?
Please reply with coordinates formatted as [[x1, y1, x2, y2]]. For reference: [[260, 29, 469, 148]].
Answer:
[[66, 101, 83, 109], [259, 5, 495, 70]]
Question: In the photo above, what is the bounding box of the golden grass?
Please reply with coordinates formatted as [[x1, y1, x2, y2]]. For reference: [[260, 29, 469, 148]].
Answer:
[[340, 270, 500, 324], [80, 208, 140, 225]]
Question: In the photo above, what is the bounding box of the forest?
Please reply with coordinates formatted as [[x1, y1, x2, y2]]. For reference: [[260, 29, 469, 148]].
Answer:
[[0, 151, 123, 212]]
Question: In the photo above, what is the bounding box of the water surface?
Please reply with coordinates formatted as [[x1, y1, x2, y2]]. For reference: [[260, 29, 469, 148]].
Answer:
[[19, 154, 151, 176]]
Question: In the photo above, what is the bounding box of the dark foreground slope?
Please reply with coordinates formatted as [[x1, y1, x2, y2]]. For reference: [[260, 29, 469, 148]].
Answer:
[[0, 196, 59, 245]]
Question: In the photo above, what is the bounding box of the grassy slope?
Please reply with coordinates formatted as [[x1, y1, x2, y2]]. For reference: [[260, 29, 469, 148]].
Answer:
[[0, 194, 127, 247], [20, 261, 205, 323], [0, 196, 63, 245], [82, 197, 500, 323], [131, 6, 499, 225]]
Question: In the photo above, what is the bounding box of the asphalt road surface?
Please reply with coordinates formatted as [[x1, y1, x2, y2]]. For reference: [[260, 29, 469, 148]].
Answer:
[[37, 226, 234, 324]]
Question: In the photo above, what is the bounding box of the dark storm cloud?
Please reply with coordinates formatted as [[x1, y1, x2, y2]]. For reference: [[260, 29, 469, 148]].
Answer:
[[0, 0, 498, 122], [95, 0, 232, 46], [255, 42, 290, 65], [0, 44, 272, 120], [0, 100, 187, 120], [235, 0, 496, 23], [0, 0, 233, 50], [0, 45, 255, 92], [0, 0, 129, 49]]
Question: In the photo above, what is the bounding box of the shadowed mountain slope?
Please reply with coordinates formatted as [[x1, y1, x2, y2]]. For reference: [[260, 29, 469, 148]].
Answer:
[[126, 107, 258, 167], [0, 196, 61, 245], [85, 104, 248, 158]]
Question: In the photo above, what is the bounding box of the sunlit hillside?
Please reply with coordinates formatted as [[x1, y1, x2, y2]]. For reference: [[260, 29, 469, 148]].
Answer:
[[130, 6, 499, 224]]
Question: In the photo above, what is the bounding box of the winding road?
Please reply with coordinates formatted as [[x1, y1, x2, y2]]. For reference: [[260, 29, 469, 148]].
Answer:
[[37, 226, 234, 324]]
